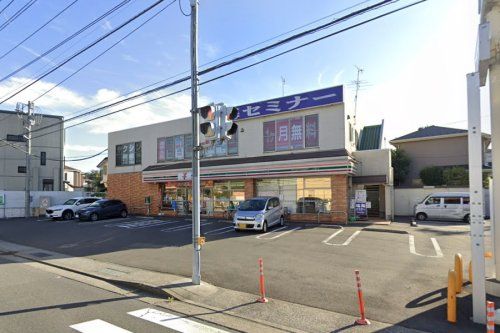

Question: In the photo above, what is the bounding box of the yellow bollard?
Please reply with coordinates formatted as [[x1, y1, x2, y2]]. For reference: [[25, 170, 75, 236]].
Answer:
[[454, 253, 463, 293], [447, 269, 457, 323], [469, 260, 473, 284]]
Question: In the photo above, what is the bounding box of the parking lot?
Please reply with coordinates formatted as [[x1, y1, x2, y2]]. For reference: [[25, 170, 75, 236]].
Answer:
[[0, 215, 483, 332]]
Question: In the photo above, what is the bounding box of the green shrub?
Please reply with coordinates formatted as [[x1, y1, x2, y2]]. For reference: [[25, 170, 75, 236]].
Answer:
[[420, 166, 444, 186]]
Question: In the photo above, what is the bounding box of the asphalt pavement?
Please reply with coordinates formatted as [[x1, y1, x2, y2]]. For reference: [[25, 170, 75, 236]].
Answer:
[[0, 255, 235, 333], [0, 215, 488, 332]]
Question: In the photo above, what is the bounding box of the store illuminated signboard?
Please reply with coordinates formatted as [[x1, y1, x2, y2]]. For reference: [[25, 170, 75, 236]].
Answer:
[[236, 85, 342, 120]]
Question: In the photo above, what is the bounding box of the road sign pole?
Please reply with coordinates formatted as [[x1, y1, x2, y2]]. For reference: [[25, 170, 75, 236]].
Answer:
[[190, 0, 201, 285], [467, 72, 486, 323]]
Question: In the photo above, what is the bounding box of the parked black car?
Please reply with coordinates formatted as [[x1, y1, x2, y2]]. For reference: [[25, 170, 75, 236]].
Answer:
[[77, 199, 127, 222]]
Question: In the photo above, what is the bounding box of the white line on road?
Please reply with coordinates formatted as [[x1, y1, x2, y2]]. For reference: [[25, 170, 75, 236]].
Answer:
[[128, 308, 229, 333], [408, 235, 443, 258], [161, 222, 213, 233], [322, 228, 361, 246], [204, 226, 234, 235], [70, 319, 132, 333], [256, 226, 301, 240]]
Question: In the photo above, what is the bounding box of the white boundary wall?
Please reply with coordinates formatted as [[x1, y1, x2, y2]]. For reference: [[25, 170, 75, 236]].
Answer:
[[0, 191, 84, 218], [394, 187, 490, 216]]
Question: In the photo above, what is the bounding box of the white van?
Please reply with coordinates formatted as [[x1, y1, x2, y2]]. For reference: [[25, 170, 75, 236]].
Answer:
[[414, 192, 470, 223]]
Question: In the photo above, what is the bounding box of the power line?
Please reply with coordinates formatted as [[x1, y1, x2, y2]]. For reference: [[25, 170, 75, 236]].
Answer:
[[0, 0, 133, 102], [0, 0, 37, 33], [0, 0, 79, 60], [0, 136, 108, 161], [34, 0, 176, 102], [12, 0, 427, 145], [27, 0, 399, 137], [57, 0, 375, 120], [0, 0, 132, 83], [0, 0, 14, 16], [177, 0, 190, 16], [0, 0, 167, 104]]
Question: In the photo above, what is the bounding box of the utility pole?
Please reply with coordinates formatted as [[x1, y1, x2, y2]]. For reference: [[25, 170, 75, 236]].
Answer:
[[281, 76, 285, 97], [190, 0, 201, 285], [17, 101, 35, 218]]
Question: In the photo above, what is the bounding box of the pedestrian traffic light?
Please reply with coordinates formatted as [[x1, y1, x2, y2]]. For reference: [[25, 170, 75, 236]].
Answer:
[[220, 106, 238, 140], [199, 105, 217, 140]]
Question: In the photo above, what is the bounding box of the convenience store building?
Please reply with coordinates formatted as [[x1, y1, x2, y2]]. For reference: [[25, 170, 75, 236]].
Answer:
[[107, 85, 393, 223]]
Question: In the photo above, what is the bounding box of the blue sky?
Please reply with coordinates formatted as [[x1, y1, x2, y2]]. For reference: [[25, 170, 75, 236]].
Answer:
[[0, 0, 485, 171]]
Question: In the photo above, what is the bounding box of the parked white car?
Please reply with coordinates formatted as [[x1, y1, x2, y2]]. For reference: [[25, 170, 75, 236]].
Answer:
[[414, 192, 470, 223], [46, 197, 100, 220]]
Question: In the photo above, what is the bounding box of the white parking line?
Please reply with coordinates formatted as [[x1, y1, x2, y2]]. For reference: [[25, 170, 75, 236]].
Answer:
[[322, 227, 361, 246], [161, 222, 213, 233], [408, 235, 443, 258], [256, 226, 301, 240], [128, 308, 229, 333], [204, 226, 234, 235], [70, 319, 132, 333]]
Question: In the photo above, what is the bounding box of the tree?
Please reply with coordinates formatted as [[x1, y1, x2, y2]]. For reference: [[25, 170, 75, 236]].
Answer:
[[420, 166, 444, 186], [443, 166, 469, 186], [84, 169, 106, 193], [391, 148, 411, 186]]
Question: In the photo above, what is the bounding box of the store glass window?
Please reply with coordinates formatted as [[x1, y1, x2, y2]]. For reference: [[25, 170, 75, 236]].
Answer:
[[212, 181, 245, 211], [116, 142, 141, 166], [256, 177, 331, 214]]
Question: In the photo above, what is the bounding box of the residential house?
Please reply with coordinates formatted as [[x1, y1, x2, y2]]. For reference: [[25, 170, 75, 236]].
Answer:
[[390, 125, 491, 187], [64, 165, 84, 191], [97, 157, 108, 189]]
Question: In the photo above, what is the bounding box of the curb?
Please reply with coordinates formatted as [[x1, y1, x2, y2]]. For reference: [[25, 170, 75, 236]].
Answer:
[[362, 227, 409, 234], [6, 249, 305, 333]]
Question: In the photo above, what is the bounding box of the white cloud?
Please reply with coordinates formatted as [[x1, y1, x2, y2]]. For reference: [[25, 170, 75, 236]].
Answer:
[[65, 144, 106, 153], [202, 42, 219, 59], [102, 19, 112, 31], [122, 54, 139, 63]]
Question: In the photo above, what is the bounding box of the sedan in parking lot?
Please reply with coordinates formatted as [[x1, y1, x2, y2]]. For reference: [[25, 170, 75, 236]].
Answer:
[[77, 199, 128, 222]]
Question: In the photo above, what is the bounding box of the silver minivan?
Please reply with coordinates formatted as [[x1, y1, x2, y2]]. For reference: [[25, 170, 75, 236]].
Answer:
[[233, 196, 284, 232], [414, 192, 470, 223]]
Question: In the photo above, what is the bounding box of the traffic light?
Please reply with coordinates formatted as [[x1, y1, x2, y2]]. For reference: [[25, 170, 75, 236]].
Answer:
[[199, 105, 217, 140], [220, 106, 238, 140]]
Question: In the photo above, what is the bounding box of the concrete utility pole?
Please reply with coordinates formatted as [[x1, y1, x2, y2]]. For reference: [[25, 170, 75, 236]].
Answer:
[[467, 72, 486, 323], [17, 101, 35, 218], [190, 0, 201, 285]]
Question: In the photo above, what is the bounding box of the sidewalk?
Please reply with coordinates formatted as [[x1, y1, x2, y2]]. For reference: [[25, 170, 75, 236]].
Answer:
[[0, 239, 427, 333]]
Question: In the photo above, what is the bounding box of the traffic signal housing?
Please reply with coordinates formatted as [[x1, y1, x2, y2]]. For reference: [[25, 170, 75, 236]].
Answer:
[[220, 106, 238, 140], [199, 105, 217, 140]]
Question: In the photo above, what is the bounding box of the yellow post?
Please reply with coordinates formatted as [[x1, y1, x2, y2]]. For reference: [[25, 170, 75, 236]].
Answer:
[[454, 253, 463, 293], [447, 269, 457, 323], [469, 260, 473, 284]]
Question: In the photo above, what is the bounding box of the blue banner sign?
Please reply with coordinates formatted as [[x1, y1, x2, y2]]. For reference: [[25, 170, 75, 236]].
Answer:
[[235, 85, 343, 120]]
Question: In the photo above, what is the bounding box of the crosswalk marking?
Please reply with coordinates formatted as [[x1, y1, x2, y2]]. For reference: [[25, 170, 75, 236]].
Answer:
[[256, 226, 301, 240], [106, 219, 180, 230], [70, 319, 132, 333], [128, 308, 229, 333], [322, 227, 361, 246], [408, 235, 443, 258]]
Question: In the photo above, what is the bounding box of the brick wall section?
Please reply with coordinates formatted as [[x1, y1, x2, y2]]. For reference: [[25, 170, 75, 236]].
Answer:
[[107, 172, 159, 215], [331, 174, 349, 223], [244, 179, 256, 198]]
